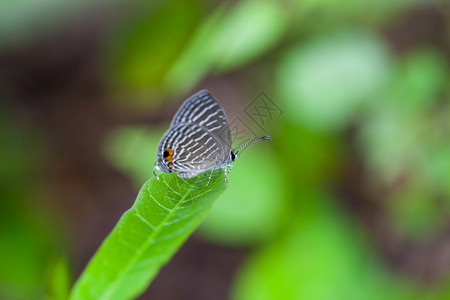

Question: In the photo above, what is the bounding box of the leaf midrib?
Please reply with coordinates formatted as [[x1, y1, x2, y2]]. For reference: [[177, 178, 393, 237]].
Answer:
[[98, 177, 198, 300]]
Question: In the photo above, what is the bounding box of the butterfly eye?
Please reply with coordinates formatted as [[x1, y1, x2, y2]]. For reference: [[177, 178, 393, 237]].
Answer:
[[230, 151, 237, 161], [163, 150, 169, 158]]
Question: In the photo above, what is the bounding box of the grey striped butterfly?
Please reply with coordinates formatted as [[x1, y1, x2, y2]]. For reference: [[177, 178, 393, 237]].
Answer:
[[153, 90, 271, 185]]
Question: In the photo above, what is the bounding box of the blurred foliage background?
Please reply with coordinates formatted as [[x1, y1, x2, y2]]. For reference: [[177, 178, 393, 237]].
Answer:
[[0, 0, 449, 299]]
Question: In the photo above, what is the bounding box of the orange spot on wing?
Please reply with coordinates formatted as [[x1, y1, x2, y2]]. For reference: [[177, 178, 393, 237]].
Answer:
[[164, 148, 174, 163]]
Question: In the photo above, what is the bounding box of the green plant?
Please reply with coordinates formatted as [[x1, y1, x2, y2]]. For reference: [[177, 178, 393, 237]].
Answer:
[[69, 172, 227, 300]]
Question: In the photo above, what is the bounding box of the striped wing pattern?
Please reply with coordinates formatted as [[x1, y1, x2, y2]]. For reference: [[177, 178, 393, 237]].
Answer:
[[157, 90, 232, 177], [171, 90, 232, 151]]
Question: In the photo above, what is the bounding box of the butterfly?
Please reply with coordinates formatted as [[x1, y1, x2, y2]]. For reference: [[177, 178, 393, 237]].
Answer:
[[153, 90, 271, 186]]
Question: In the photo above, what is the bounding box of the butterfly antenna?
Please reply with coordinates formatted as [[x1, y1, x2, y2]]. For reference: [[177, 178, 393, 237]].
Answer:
[[232, 136, 271, 154]]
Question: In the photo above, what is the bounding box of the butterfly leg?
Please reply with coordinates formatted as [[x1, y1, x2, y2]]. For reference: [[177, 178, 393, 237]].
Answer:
[[227, 164, 233, 175], [224, 164, 233, 184], [205, 169, 214, 187], [224, 167, 228, 184]]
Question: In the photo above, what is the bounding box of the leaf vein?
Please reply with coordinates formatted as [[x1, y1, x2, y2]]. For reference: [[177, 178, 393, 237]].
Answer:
[[98, 177, 200, 299], [135, 212, 156, 230]]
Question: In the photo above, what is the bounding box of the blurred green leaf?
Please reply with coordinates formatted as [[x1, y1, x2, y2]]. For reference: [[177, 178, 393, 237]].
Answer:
[[70, 172, 227, 300], [392, 47, 448, 111], [198, 147, 284, 246], [359, 47, 448, 180], [277, 30, 391, 131], [209, 0, 289, 72], [359, 107, 424, 181], [292, 0, 418, 31], [232, 194, 414, 300], [281, 123, 340, 183], [163, 7, 226, 94], [104, 126, 165, 186], [388, 182, 447, 238], [358, 47, 449, 223], [0, 106, 61, 300], [356, 47, 450, 237], [0, 220, 50, 299], [46, 256, 72, 300], [106, 0, 201, 105], [425, 137, 450, 195], [164, 0, 289, 94]]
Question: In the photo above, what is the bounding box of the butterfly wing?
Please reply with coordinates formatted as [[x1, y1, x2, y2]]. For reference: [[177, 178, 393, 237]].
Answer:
[[157, 123, 226, 177], [171, 90, 232, 154]]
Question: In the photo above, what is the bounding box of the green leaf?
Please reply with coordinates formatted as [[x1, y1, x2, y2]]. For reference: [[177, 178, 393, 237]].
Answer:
[[104, 126, 283, 247], [69, 172, 227, 300]]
